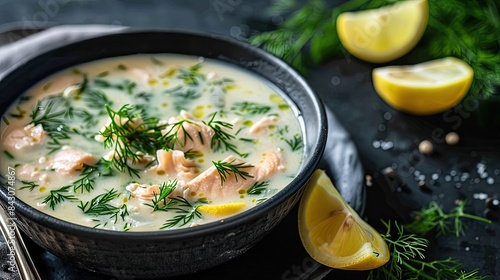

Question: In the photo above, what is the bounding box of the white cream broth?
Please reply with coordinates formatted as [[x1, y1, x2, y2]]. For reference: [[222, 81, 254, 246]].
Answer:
[[0, 54, 305, 231]]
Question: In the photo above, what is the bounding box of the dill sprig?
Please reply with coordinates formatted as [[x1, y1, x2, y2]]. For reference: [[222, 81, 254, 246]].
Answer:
[[250, 0, 499, 100], [30, 95, 74, 140], [143, 180, 178, 211], [370, 201, 491, 280], [247, 181, 270, 195], [19, 180, 39, 192], [72, 162, 112, 194], [212, 159, 254, 185], [285, 134, 304, 152], [160, 197, 204, 229], [159, 119, 199, 150], [404, 200, 491, 237], [42, 185, 78, 210], [231, 102, 271, 116], [204, 112, 248, 158], [78, 188, 121, 216], [100, 104, 153, 177]]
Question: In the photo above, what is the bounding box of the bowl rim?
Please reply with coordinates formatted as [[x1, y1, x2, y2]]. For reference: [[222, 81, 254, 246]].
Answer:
[[0, 28, 327, 241]]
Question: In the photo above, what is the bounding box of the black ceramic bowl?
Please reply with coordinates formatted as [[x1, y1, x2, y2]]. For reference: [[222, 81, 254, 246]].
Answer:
[[0, 30, 327, 278]]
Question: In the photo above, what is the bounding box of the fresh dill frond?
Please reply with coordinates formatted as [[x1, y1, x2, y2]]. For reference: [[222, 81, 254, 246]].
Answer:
[[204, 112, 247, 158], [247, 181, 270, 195], [19, 180, 39, 192], [42, 185, 78, 210], [158, 119, 198, 150], [82, 88, 113, 115], [285, 134, 304, 152], [160, 197, 204, 229], [143, 180, 178, 211], [100, 105, 144, 177], [30, 95, 74, 140], [370, 202, 491, 280], [72, 162, 111, 194], [212, 159, 254, 185], [78, 188, 121, 216], [404, 200, 491, 237], [231, 102, 272, 116]]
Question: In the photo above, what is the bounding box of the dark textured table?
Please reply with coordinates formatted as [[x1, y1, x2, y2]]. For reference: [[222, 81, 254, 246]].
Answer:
[[0, 1, 499, 279]]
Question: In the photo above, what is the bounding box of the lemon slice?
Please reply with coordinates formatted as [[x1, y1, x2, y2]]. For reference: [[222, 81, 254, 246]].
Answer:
[[298, 169, 389, 270], [337, 0, 428, 63], [198, 202, 246, 216], [373, 57, 474, 115]]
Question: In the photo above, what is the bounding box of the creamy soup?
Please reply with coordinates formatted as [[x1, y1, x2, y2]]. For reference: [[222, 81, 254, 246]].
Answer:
[[0, 54, 304, 231]]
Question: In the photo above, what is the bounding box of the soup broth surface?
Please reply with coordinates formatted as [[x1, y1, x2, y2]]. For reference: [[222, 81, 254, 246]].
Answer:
[[0, 54, 304, 231]]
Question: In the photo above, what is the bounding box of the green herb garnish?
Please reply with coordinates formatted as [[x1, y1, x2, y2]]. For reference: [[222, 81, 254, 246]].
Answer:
[[212, 159, 254, 185], [204, 112, 248, 158], [143, 180, 178, 211], [78, 188, 121, 216], [42, 185, 78, 210], [231, 102, 271, 116], [247, 181, 270, 195], [160, 197, 204, 229], [285, 134, 303, 152], [370, 201, 491, 279]]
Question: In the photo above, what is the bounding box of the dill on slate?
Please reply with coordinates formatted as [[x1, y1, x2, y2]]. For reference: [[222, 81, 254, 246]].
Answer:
[[250, 0, 499, 100], [369, 201, 491, 280]]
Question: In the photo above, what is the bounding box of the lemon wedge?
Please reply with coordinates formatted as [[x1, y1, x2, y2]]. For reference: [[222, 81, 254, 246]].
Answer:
[[373, 57, 474, 115], [298, 169, 389, 270], [337, 0, 428, 63], [198, 202, 246, 216]]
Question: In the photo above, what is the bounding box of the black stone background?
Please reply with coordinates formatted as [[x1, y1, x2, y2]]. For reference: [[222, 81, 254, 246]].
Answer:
[[0, 0, 499, 279]]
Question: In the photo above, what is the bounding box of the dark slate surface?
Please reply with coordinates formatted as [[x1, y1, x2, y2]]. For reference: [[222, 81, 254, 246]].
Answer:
[[0, 1, 499, 279]]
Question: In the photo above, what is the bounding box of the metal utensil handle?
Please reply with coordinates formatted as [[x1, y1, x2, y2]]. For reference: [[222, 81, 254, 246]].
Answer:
[[0, 205, 42, 280]]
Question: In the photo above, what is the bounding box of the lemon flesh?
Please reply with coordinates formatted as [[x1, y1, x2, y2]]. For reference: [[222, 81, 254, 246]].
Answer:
[[373, 57, 474, 115], [298, 169, 389, 270], [337, 0, 428, 63], [198, 202, 246, 216]]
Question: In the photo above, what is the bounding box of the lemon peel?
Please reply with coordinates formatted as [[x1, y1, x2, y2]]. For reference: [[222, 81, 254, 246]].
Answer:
[[198, 202, 246, 216], [337, 0, 428, 63], [373, 57, 474, 115], [298, 169, 389, 270]]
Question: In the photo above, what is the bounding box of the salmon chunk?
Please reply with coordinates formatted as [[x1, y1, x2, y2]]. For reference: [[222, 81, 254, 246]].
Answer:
[[249, 116, 278, 134], [148, 149, 199, 183], [3, 124, 47, 150], [183, 149, 284, 201], [48, 146, 98, 175], [126, 183, 161, 201], [161, 111, 214, 152]]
